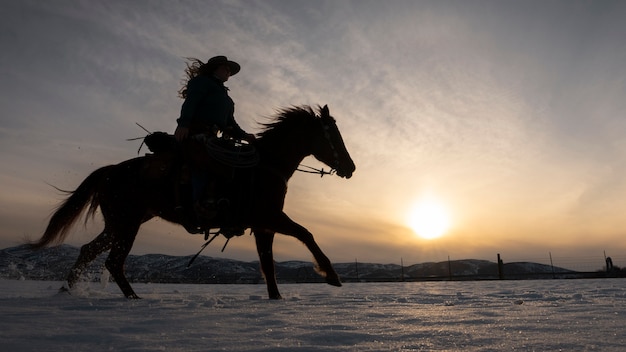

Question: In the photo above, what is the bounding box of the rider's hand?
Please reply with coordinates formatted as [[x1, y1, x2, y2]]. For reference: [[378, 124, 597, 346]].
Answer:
[[243, 133, 256, 143], [174, 126, 189, 142]]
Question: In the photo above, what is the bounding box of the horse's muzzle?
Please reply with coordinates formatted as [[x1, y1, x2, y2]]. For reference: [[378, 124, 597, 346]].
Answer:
[[338, 171, 353, 179], [336, 163, 355, 179]]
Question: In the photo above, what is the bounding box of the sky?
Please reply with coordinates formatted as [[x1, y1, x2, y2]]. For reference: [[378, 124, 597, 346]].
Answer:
[[1, 0, 626, 267]]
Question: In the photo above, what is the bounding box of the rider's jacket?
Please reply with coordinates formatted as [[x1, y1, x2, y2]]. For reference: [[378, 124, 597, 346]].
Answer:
[[177, 75, 247, 139]]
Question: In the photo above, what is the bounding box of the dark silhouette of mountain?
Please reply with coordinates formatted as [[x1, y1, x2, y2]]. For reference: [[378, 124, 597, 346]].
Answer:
[[0, 244, 598, 284]]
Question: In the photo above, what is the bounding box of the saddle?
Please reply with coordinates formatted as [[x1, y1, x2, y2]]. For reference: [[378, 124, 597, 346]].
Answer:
[[143, 132, 257, 237], [143, 131, 179, 154]]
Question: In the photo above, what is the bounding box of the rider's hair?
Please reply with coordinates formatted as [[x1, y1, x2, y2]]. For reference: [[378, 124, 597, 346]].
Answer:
[[177, 58, 214, 99]]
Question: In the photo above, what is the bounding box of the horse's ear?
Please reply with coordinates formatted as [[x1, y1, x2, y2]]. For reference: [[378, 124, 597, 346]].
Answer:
[[321, 105, 329, 117]]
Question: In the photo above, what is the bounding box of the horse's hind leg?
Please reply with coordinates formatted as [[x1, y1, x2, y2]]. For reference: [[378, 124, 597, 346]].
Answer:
[[105, 225, 141, 299], [254, 229, 281, 299], [66, 230, 113, 290]]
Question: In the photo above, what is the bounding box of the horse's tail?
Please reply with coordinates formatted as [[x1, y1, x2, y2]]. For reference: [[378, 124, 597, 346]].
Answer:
[[29, 165, 114, 249]]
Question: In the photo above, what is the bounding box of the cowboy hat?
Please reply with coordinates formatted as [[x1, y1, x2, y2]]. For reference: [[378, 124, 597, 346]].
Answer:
[[205, 56, 240, 75]]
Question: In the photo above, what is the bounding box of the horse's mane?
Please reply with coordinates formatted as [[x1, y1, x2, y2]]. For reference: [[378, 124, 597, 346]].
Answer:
[[257, 105, 321, 140]]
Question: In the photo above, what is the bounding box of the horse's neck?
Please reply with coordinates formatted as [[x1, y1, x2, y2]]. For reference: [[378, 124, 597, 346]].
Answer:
[[256, 138, 309, 181]]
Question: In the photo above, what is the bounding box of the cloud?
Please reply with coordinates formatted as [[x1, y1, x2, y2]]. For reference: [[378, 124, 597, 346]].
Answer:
[[2, 1, 626, 264]]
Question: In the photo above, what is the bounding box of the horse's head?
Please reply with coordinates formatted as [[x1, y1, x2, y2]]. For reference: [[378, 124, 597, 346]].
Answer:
[[311, 105, 356, 179]]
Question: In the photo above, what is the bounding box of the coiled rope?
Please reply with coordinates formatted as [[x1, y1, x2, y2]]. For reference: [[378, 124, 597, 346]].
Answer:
[[195, 134, 260, 168]]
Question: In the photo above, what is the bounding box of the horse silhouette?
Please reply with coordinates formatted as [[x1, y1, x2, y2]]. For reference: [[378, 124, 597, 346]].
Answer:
[[30, 105, 355, 299]]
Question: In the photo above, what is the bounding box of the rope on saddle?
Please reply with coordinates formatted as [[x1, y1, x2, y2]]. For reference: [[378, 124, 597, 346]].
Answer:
[[196, 135, 260, 168]]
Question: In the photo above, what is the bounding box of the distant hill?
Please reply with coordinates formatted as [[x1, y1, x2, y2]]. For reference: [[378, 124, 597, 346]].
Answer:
[[0, 244, 602, 284]]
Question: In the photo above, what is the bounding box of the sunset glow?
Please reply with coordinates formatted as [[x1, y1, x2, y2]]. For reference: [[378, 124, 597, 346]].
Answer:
[[2, 2, 626, 266], [407, 198, 451, 240]]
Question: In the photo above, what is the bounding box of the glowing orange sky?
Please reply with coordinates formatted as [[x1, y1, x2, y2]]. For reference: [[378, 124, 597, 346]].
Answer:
[[2, 1, 626, 268]]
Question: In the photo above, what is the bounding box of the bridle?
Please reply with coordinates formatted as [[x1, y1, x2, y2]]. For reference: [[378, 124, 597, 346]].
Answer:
[[296, 116, 341, 177]]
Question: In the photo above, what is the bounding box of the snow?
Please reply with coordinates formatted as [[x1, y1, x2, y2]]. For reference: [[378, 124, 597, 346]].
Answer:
[[1, 279, 625, 351]]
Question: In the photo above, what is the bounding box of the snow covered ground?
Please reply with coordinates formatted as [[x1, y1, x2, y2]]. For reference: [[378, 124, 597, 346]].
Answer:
[[1, 279, 625, 351]]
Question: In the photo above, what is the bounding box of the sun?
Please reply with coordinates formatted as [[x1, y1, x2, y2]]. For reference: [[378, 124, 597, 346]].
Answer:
[[407, 199, 451, 240]]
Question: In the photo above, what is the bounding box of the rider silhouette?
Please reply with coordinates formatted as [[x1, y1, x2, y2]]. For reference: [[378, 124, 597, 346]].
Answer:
[[174, 56, 255, 230]]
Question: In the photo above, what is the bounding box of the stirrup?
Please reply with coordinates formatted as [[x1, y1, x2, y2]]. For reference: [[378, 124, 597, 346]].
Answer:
[[184, 224, 204, 234], [219, 226, 246, 239], [175, 205, 205, 234], [194, 201, 217, 224]]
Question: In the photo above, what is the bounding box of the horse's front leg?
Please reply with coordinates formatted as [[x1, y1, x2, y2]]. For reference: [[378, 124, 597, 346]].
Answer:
[[253, 229, 282, 299], [269, 212, 341, 287]]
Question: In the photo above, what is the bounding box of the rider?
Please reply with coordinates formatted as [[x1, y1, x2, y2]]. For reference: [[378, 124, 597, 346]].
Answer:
[[174, 56, 255, 230]]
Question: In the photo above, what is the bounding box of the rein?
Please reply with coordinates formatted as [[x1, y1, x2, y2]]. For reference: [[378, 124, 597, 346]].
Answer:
[[296, 164, 335, 177]]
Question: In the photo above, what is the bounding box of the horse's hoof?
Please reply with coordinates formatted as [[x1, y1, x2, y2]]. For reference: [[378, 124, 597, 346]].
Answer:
[[326, 277, 342, 287], [126, 294, 142, 299], [269, 294, 283, 300]]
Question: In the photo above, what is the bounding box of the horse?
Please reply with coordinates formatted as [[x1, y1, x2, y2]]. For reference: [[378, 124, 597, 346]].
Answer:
[[29, 105, 355, 299]]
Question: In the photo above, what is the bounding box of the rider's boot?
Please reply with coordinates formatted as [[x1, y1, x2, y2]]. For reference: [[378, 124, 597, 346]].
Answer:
[[175, 205, 203, 234], [193, 199, 218, 227]]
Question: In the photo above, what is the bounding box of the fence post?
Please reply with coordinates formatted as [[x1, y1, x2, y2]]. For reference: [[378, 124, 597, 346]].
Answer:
[[497, 253, 504, 279], [549, 252, 556, 278], [606, 257, 614, 273]]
